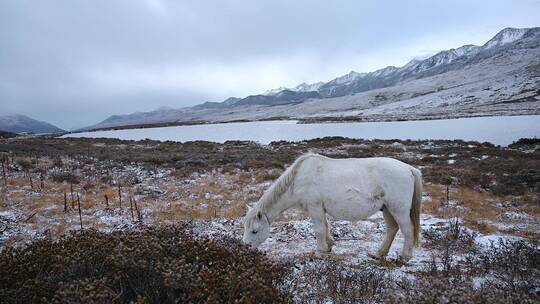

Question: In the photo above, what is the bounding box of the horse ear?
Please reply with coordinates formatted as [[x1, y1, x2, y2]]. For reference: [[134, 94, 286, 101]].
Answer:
[[257, 211, 262, 220]]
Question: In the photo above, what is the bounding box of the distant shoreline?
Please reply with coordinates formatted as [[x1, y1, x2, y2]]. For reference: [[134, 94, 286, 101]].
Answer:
[[69, 111, 540, 134], [60, 114, 540, 147]]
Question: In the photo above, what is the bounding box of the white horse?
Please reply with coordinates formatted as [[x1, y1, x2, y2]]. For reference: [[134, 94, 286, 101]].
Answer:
[[243, 153, 422, 262]]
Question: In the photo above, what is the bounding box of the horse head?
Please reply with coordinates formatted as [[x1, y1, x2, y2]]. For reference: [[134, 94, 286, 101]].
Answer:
[[242, 207, 270, 248]]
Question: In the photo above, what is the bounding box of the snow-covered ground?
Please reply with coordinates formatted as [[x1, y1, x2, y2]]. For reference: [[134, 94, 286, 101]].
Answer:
[[1, 137, 538, 303], [189, 209, 523, 277], [1, 160, 533, 276]]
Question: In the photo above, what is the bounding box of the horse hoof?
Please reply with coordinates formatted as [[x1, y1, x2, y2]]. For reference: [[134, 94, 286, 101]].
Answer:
[[398, 256, 411, 264], [327, 237, 335, 247], [316, 248, 332, 254], [368, 252, 383, 260]]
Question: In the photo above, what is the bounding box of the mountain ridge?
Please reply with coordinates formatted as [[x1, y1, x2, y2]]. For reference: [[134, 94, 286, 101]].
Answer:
[[0, 114, 65, 134], [84, 26, 540, 131]]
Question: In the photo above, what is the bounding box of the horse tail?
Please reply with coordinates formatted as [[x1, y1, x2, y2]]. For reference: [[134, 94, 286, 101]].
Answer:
[[410, 167, 422, 247]]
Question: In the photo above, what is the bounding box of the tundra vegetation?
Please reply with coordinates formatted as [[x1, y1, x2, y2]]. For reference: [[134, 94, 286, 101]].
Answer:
[[0, 136, 539, 303]]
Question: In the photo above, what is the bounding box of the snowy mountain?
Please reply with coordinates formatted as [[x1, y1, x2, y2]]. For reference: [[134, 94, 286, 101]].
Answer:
[[294, 82, 325, 92], [483, 27, 528, 49], [313, 27, 540, 99], [330, 71, 366, 85], [263, 87, 289, 96], [264, 82, 325, 96], [232, 90, 322, 107], [0, 115, 65, 134], [86, 27, 540, 130]]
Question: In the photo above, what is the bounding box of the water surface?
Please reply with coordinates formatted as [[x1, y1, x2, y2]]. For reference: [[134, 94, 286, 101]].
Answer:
[[64, 115, 540, 146]]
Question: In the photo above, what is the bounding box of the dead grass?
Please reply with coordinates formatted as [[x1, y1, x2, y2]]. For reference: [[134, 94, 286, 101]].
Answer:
[[521, 192, 540, 217], [423, 183, 540, 238], [469, 220, 499, 234], [4, 170, 539, 246], [422, 183, 445, 215], [6, 178, 31, 187], [2, 137, 539, 247], [455, 187, 500, 222]]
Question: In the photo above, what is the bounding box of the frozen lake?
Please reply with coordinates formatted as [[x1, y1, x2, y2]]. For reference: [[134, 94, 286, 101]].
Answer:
[[64, 115, 540, 146]]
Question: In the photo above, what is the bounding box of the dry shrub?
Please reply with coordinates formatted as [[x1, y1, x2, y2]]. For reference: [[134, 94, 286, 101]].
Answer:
[[0, 131, 18, 139], [0, 224, 290, 303], [100, 174, 113, 184], [385, 277, 536, 304], [422, 217, 477, 278], [52, 157, 64, 168], [471, 239, 540, 292], [509, 138, 540, 147], [81, 180, 95, 191], [51, 172, 80, 184], [423, 217, 477, 254], [388, 239, 540, 303], [283, 258, 388, 303], [15, 158, 33, 171]]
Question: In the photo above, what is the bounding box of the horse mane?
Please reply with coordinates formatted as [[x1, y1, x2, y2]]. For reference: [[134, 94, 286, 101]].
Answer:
[[253, 152, 316, 216]]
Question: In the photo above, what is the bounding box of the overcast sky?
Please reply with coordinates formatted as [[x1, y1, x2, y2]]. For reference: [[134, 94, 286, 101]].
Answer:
[[1, 0, 539, 129]]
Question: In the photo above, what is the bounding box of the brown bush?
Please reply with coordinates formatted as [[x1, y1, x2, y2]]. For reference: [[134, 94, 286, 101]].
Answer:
[[387, 239, 540, 304], [51, 171, 80, 184], [0, 131, 18, 139], [283, 258, 388, 303], [385, 277, 537, 304], [422, 217, 478, 254], [470, 239, 540, 292], [15, 158, 33, 171], [509, 137, 540, 148], [0, 224, 290, 303], [52, 157, 64, 168]]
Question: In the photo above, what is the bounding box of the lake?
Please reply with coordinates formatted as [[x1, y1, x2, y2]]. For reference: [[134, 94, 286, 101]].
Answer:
[[63, 115, 540, 146]]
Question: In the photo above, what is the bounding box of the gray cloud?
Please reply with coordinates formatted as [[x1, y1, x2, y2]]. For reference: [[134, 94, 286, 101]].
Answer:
[[1, 0, 539, 129]]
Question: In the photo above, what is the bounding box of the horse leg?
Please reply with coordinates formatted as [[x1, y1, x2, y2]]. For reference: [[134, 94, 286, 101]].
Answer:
[[393, 212, 414, 263], [309, 206, 332, 253], [326, 218, 335, 248], [370, 207, 399, 259]]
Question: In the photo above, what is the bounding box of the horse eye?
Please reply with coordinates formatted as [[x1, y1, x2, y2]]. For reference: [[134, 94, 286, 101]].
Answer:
[[252, 230, 258, 234]]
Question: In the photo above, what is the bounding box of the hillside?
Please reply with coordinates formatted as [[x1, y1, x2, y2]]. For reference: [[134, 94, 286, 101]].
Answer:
[[0, 114, 65, 134], [86, 27, 540, 130]]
